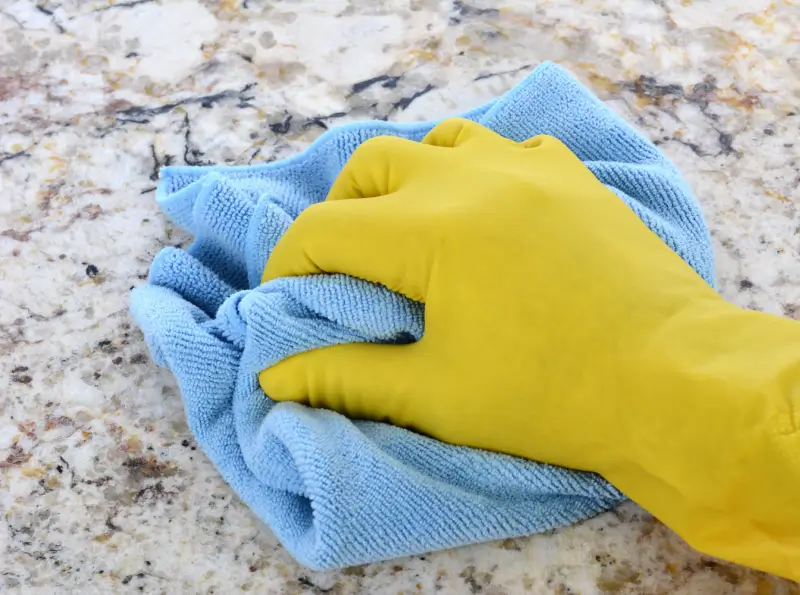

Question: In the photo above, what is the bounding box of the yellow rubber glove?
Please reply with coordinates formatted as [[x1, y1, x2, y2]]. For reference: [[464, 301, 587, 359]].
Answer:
[[259, 118, 800, 581]]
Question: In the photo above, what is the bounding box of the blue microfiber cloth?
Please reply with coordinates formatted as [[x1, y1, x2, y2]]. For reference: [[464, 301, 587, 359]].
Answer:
[[130, 62, 714, 570]]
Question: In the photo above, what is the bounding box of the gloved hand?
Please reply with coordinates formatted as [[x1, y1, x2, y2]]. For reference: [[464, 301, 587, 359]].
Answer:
[[260, 118, 800, 581]]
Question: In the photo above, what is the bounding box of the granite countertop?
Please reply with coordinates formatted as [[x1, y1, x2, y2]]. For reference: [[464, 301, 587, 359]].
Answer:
[[1, 0, 799, 593]]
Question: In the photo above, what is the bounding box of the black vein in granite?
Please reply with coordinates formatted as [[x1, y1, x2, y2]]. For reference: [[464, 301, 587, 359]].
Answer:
[[182, 113, 210, 166], [622, 76, 683, 100], [297, 576, 336, 593], [0, 150, 29, 168], [85, 0, 154, 15], [269, 112, 293, 135], [0, 8, 24, 28], [391, 84, 436, 112], [19, 304, 66, 322], [350, 74, 402, 95], [235, 83, 257, 109], [450, 0, 499, 25], [649, 0, 671, 13], [149, 144, 174, 181], [302, 110, 349, 131], [112, 83, 257, 125], [654, 136, 712, 157], [622, 74, 741, 157], [252, 106, 362, 138], [247, 148, 261, 164], [716, 131, 736, 155], [58, 455, 78, 489], [474, 64, 533, 82], [35, 3, 66, 33]]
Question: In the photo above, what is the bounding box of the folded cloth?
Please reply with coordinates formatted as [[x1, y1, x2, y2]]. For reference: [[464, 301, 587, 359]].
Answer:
[[130, 62, 714, 570]]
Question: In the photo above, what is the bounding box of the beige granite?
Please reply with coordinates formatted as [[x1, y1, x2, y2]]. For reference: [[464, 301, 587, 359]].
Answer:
[[1, 0, 799, 593]]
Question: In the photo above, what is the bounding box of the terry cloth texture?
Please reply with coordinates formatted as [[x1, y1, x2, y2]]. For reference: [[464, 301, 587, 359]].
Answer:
[[130, 61, 714, 570]]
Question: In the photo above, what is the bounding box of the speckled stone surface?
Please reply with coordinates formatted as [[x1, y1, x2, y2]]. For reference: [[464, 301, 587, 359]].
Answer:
[[1, 0, 799, 593]]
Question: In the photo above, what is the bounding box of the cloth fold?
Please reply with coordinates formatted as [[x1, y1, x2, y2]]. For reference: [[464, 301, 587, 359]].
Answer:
[[130, 62, 714, 570]]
